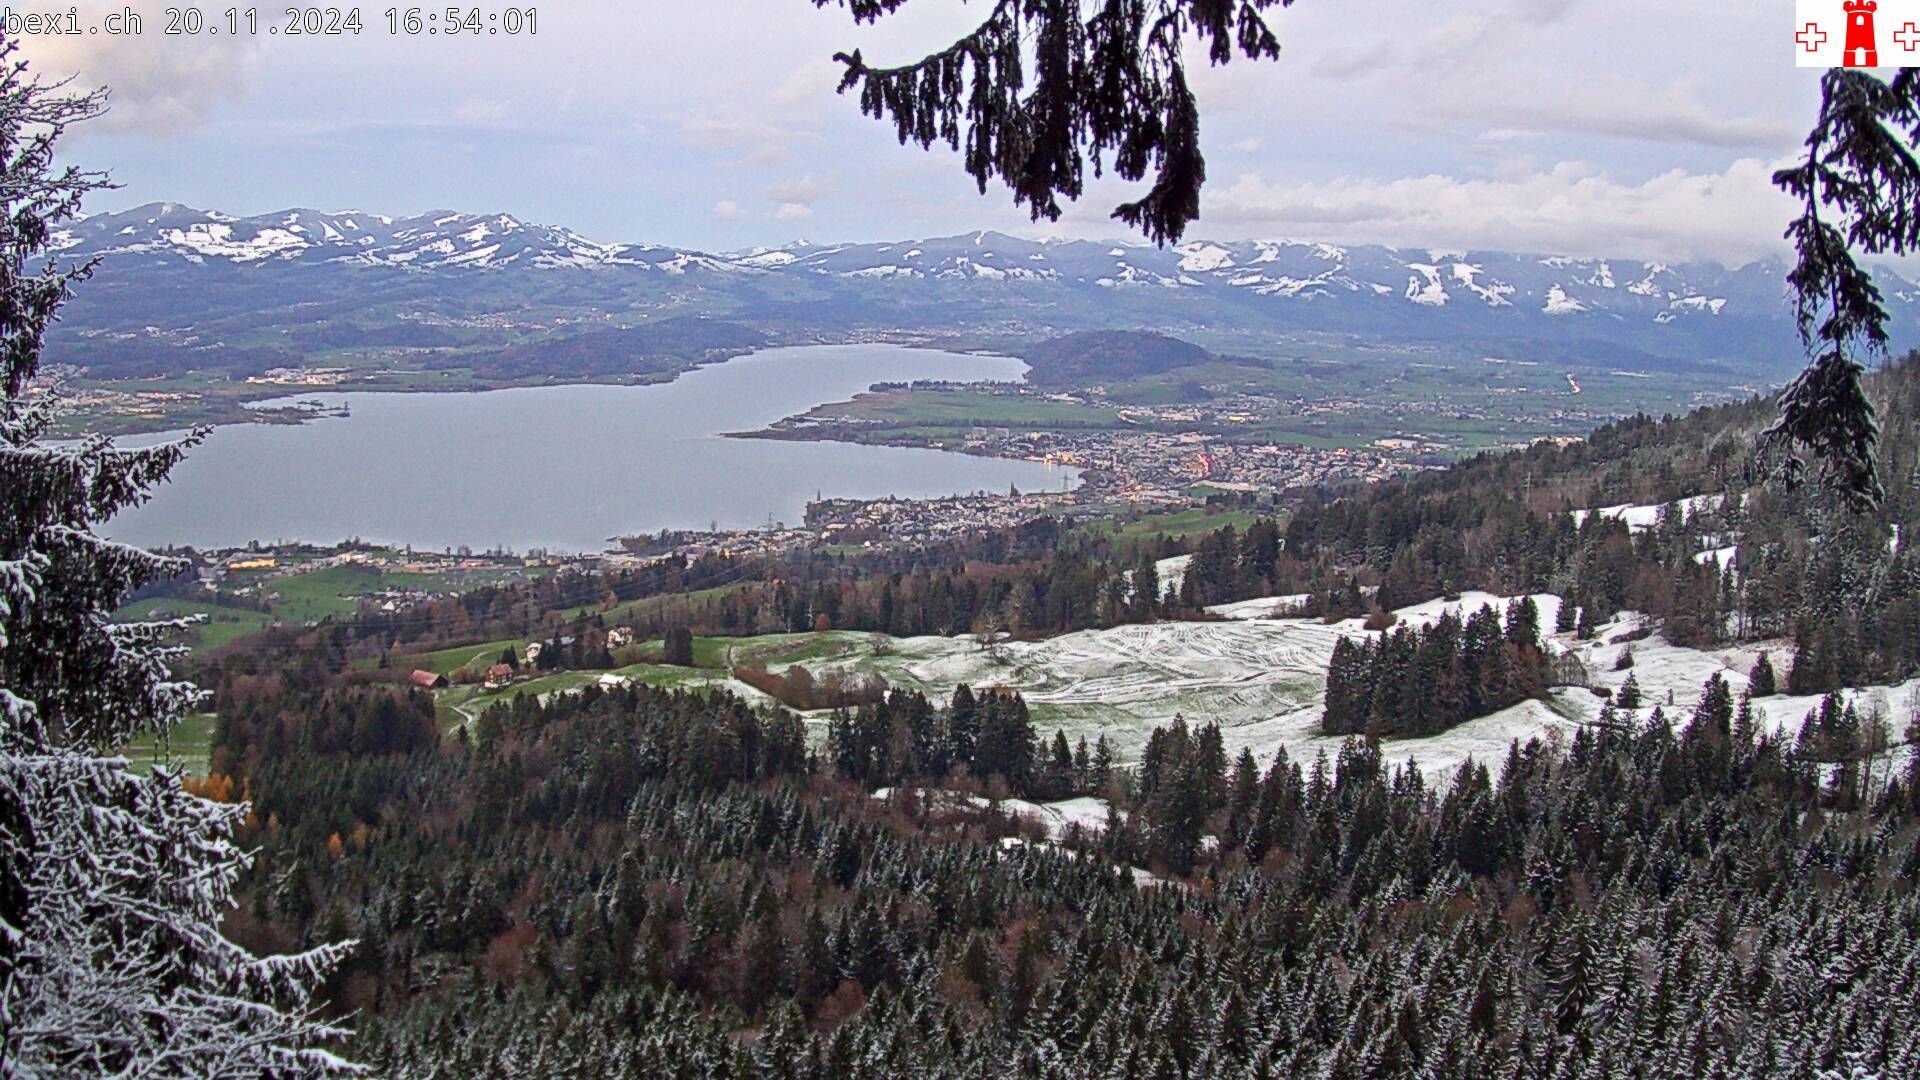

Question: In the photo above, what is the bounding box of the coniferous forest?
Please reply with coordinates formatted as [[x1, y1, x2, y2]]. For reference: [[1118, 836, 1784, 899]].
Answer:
[[1321, 600, 1551, 737], [198, 665, 1920, 1078]]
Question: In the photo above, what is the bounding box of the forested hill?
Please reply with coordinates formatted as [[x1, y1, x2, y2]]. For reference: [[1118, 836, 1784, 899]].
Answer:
[[1174, 351, 1920, 694], [455, 318, 767, 381], [1018, 331, 1222, 386]]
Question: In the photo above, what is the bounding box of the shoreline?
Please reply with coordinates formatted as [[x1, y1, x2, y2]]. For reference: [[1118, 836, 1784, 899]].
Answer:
[[55, 334, 998, 440]]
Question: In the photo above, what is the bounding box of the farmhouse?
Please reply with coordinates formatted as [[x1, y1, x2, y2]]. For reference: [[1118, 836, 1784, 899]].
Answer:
[[607, 627, 636, 649], [483, 664, 514, 690], [408, 669, 448, 690]]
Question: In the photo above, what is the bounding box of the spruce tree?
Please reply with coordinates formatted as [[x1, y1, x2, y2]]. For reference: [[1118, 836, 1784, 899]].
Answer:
[[1616, 673, 1643, 710], [0, 50, 353, 1076], [1769, 69, 1920, 510], [1748, 652, 1778, 697]]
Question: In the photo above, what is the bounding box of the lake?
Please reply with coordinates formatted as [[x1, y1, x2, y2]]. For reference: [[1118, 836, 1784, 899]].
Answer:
[[104, 344, 1078, 553]]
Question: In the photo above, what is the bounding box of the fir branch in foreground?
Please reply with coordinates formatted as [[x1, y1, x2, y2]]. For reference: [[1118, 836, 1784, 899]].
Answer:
[[817, 0, 1292, 245], [1769, 68, 1920, 512]]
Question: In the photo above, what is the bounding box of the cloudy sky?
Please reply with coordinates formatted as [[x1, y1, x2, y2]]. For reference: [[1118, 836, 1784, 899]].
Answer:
[[22, 0, 1826, 261]]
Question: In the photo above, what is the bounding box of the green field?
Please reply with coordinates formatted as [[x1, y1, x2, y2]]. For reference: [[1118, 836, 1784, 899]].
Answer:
[[1093, 505, 1274, 541], [807, 387, 1119, 428], [116, 712, 219, 778], [564, 581, 750, 624], [392, 636, 527, 677], [119, 559, 548, 660], [233, 563, 390, 623], [115, 598, 275, 653]]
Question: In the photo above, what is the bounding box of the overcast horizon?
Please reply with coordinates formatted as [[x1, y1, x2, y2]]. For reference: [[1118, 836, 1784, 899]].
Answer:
[[21, 1, 1832, 264]]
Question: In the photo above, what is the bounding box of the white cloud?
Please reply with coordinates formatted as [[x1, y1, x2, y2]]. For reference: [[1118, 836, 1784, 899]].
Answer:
[[713, 200, 747, 220], [18, 10, 264, 134], [680, 110, 799, 150], [1199, 158, 1800, 264], [767, 174, 832, 208], [1289, 0, 1796, 151], [768, 58, 845, 113], [775, 202, 814, 221]]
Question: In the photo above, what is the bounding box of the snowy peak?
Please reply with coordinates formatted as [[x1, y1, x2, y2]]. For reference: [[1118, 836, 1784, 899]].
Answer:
[[62, 204, 731, 273], [56, 203, 1920, 366], [57, 202, 1830, 328]]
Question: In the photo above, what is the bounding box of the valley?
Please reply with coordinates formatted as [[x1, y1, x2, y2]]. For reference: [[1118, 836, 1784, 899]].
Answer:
[[45, 203, 1884, 450]]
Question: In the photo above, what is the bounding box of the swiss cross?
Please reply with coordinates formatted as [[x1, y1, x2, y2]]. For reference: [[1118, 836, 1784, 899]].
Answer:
[[1896, 22, 1920, 50], [1797, 22, 1829, 51]]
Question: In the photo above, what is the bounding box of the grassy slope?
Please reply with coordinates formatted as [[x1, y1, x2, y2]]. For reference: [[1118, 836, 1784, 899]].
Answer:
[[115, 598, 275, 653], [1089, 506, 1270, 541], [116, 712, 219, 778]]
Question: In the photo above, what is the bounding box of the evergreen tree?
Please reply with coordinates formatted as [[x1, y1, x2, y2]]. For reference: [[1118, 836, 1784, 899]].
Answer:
[[947, 683, 979, 771], [0, 53, 353, 1076], [1091, 734, 1114, 790], [664, 626, 695, 667], [1748, 652, 1777, 697], [1616, 673, 1644, 710], [1769, 68, 1920, 509]]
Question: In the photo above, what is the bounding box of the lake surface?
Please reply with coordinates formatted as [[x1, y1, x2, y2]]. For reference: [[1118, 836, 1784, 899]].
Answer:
[[105, 344, 1078, 553]]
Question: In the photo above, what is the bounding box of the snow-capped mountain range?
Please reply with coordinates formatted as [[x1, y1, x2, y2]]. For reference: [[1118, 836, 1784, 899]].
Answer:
[[59, 203, 742, 274], [52, 202, 1920, 376]]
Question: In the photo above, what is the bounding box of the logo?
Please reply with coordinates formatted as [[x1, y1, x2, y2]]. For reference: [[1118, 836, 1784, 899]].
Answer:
[[1798, 0, 1920, 66]]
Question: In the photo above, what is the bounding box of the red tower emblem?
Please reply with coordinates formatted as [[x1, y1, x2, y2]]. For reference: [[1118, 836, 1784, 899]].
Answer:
[[1843, 0, 1879, 66]]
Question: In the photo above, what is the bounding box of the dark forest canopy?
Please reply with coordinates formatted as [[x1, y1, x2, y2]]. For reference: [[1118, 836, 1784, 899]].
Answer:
[[208, 657, 1920, 1078]]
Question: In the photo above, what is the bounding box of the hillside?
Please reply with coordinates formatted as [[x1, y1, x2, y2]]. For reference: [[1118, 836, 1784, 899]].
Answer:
[[1018, 330, 1221, 386]]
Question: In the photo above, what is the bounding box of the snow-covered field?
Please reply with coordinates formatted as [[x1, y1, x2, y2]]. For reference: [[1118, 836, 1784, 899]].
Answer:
[[1570, 493, 1743, 576], [795, 588, 1917, 782], [1153, 554, 1192, 598], [1569, 493, 1726, 532], [873, 788, 1114, 841], [1560, 612, 1919, 749], [808, 591, 1572, 772]]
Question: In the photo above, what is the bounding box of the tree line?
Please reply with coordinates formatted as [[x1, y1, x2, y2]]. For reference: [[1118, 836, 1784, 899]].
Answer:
[[1322, 599, 1553, 737]]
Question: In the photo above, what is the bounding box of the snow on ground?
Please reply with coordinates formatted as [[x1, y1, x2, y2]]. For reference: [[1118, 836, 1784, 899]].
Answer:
[[1154, 554, 1192, 599], [1205, 593, 1312, 620], [1543, 284, 1588, 315], [1570, 495, 1741, 571], [1695, 545, 1738, 570], [872, 788, 1115, 842], [1569, 494, 1726, 532], [786, 587, 1914, 784], [808, 591, 1568, 773], [1566, 613, 1920, 740], [1405, 264, 1449, 306]]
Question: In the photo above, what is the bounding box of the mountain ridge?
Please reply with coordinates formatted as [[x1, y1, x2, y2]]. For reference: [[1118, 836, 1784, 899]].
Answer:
[[48, 201, 1920, 379]]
